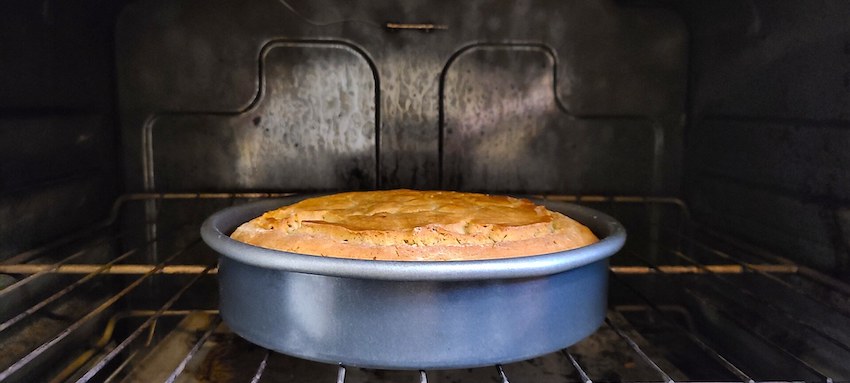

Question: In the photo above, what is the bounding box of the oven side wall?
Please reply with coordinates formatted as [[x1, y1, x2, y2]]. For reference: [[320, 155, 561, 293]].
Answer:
[[0, 0, 125, 261], [682, 0, 850, 275]]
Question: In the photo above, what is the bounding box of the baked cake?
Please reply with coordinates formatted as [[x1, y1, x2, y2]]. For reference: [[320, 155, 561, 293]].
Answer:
[[230, 189, 598, 261]]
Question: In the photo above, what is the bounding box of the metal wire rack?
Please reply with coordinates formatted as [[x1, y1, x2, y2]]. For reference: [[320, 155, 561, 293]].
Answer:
[[1, 193, 848, 382]]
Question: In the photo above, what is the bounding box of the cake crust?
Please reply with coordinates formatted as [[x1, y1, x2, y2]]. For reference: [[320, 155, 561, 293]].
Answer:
[[230, 189, 599, 261]]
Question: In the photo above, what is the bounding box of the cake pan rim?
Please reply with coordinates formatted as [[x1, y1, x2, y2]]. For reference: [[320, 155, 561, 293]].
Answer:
[[201, 196, 625, 281]]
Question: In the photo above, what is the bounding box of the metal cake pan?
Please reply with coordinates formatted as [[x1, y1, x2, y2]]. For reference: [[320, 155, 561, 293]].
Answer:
[[201, 195, 626, 369]]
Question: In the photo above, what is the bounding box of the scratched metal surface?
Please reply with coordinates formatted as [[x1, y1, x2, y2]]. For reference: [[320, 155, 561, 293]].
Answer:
[[149, 43, 377, 191], [116, 0, 686, 194], [441, 46, 656, 194]]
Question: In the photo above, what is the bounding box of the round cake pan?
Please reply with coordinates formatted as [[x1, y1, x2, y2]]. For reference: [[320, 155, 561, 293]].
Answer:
[[201, 196, 626, 369]]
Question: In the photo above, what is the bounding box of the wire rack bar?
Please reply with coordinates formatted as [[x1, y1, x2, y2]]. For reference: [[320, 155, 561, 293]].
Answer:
[[561, 350, 593, 383], [605, 317, 675, 383], [629, 234, 850, 354], [50, 310, 219, 383], [700, 227, 850, 297], [610, 273, 755, 382], [0, 263, 219, 275], [101, 350, 139, 383], [663, 227, 850, 317], [1, 223, 116, 266], [0, 239, 199, 382], [115, 191, 297, 203], [623, 243, 838, 381], [0, 194, 169, 266], [0, 236, 115, 298], [0, 263, 800, 276], [496, 364, 510, 383], [683, 287, 833, 382], [252, 350, 270, 383], [668, 250, 850, 352], [163, 315, 222, 383], [693, 239, 850, 317], [612, 264, 797, 274], [74, 264, 215, 382], [336, 365, 346, 383], [128, 309, 219, 316], [0, 248, 138, 334], [796, 266, 850, 297]]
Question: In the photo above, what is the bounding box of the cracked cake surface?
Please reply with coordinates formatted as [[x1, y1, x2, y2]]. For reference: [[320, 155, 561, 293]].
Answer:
[[230, 189, 598, 261]]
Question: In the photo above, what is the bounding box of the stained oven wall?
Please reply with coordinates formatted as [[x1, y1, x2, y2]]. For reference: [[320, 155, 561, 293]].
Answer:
[[116, 0, 687, 196]]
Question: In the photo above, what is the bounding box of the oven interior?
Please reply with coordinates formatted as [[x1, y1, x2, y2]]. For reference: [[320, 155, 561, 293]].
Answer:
[[2, 0, 849, 382]]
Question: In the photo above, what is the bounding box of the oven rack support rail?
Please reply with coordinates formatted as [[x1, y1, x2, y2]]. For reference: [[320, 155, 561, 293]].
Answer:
[[0, 193, 848, 383]]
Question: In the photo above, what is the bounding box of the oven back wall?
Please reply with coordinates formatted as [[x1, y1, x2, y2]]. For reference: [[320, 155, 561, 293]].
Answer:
[[116, 0, 687, 195]]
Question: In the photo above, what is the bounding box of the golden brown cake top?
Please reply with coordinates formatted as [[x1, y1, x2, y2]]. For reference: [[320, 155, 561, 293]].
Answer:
[[230, 189, 599, 261]]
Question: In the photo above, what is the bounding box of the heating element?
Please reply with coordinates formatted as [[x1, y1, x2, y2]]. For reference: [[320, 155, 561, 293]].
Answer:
[[1, 194, 848, 382]]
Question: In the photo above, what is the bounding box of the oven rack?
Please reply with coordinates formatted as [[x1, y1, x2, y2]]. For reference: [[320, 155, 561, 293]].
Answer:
[[1, 193, 848, 383]]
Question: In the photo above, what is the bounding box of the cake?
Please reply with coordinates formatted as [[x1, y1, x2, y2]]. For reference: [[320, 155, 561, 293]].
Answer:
[[230, 189, 598, 261]]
